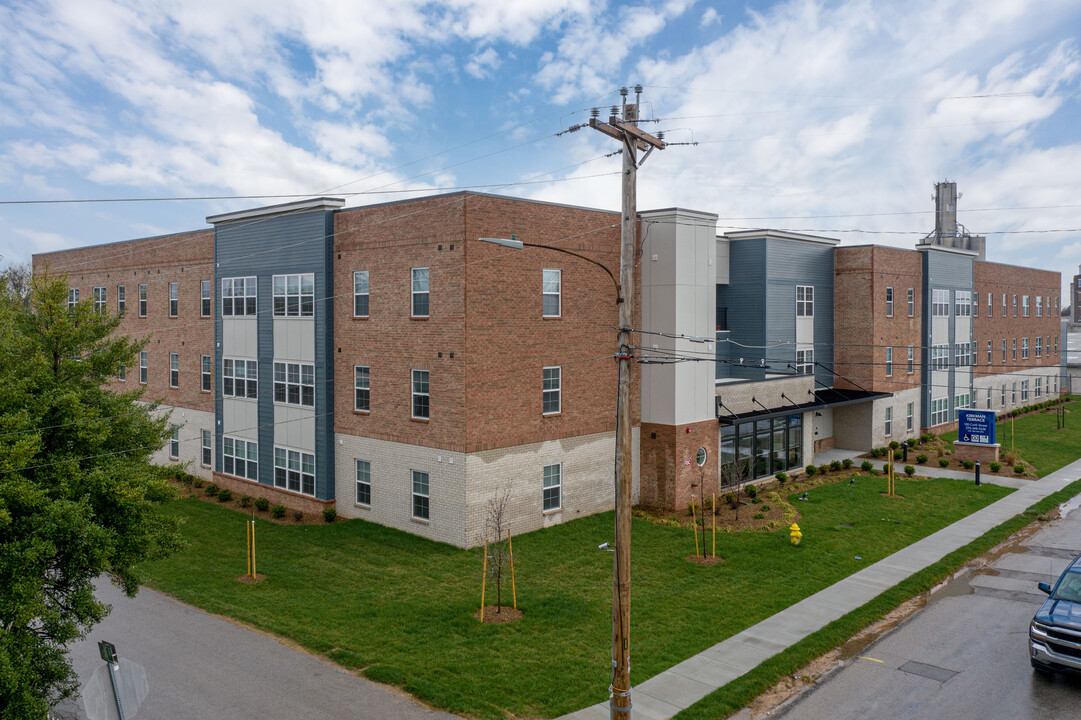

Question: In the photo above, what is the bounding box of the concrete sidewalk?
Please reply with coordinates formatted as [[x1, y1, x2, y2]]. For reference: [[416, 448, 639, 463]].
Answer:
[[560, 458, 1081, 720]]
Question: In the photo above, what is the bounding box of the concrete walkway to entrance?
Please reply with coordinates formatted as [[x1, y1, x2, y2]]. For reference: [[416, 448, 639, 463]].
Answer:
[[560, 457, 1081, 720]]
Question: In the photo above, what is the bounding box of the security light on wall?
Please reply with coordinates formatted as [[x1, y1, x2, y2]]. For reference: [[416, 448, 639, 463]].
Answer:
[[477, 236, 523, 249]]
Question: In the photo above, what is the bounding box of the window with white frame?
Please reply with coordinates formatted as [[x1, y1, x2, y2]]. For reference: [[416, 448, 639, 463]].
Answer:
[[543, 463, 562, 511], [411, 267, 429, 318], [955, 290, 971, 317], [1055, 335, 1059, 354], [543, 268, 561, 317], [542, 366, 561, 414], [274, 447, 315, 496], [907, 346, 914, 374], [1021, 380, 1029, 401], [973, 290, 977, 317], [886, 287, 893, 317], [93, 286, 106, 314], [986, 387, 991, 409], [222, 436, 258, 480], [885, 347, 893, 376], [884, 406, 892, 436], [169, 424, 179, 459], [987, 340, 992, 364], [1036, 295, 1043, 317], [353, 271, 369, 318], [169, 282, 178, 317], [796, 348, 814, 375], [1035, 377, 1042, 398], [906, 402, 914, 431], [954, 342, 971, 368], [1022, 338, 1029, 360], [201, 429, 212, 467], [411, 369, 429, 419], [169, 352, 179, 388], [1013, 294, 1017, 316], [1012, 382, 1017, 402], [201, 355, 211, 392], [955, 393, 970, 411], [1022, 295, 1029, 317], [273, 362, 314, 407], [222, 277, 257, 316], [931, 344, 949, 370], [1036, 337, 1042, 358], [355, 459, 371, 506], [1001, 385, 1006, 405], [68, 288, 79, 308], [1002, 339, 1007, 362], [931, 397, 949, 426], [139, 351, 147, 384], [273, 273, 314, 317], [117, 285, 126, 316], [354, 365, 370, 411], [118, 363, 125, 381], [1002, 293, 1006, 317], [931, 289, 950, 316], [201, 280, 211, 317], [987, 292, 992, 316], [796, 285, 814, 317], [907, 287, 914, 316], [1012, 339, 1017, 360], [411, 469, 429, 520], [139, 283, 147, 316], [223, 358, 258, 399]]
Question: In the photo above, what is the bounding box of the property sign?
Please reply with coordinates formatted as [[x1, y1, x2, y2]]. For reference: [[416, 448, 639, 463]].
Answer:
[[958, 409, 996, 445]]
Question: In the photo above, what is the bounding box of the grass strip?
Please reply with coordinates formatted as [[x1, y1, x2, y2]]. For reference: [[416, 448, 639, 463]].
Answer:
[[674, 476, 1081, 720]]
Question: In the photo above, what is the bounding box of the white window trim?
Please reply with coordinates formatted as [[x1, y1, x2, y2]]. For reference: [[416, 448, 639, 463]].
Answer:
[[117, 284, 126, 316], [169, 424, 180, 460], [273, 445, 317, 496], [169, 282, 178, 317], [138, 283, 147, 317], [907, 287, 914, 317], [885, 347, 893, 377], [201, 279, 212, 318], [795, 285, 814, 317], [353, 271, 370, 318], [355, 459, 372, 507], [885, 287, 893, 317], [411, 469, 430, 521], [93, 286, 107, 314], [222, 435, 258, 481], [354, 365, 370, 412], [222, 357, 258, 399], [411, 368, 430, 419], [273, 361, 315, 408], [201, 355, 212, 393], [542, 365, 562, 415], [169, 352, 179, 388], [543, 463, 562, 512], [222, 276, 257, 317], [411, 267, 430, 318], [139, 351, 148, 384], [201, 429, 212, 467], [272, 273, 315, 318], [542, 268, 562, 318]]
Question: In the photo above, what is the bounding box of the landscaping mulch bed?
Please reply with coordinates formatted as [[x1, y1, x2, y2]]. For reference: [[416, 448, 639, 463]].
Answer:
[[474, 606, 523, 624], [168, 478, 335, 525], [236, 573, 267, 584], [635, 495, 795, 533], [685, 554, 725, 566]]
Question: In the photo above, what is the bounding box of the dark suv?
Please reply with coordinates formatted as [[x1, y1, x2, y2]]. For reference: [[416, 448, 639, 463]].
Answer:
[[1030, 552, 1081, 674]]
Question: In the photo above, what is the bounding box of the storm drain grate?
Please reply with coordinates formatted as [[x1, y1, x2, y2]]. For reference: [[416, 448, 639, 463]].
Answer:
[[898, 660, 958, 683]]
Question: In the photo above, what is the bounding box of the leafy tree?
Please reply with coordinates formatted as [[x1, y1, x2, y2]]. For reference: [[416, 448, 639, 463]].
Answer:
[[0, 273, 183, 718]]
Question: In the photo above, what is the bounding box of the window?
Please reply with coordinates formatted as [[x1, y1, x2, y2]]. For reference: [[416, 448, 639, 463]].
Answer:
[[68, 288, 79, 308], [1055, 335, 1059, 354], [543, 366, 561, 414], [93, 286, 106, 314], [931, 344, 949, 370], [931, 397, 949, 426], [987, 387, 992, 409], [169, 352, 179, 388], [906, 402, 914, 432], [1013, 294, 1017, 316], [795, 348, 814, 375], [411, 369, 429, 419], [884, 407, 892, 436], [222, 277, 257, 316], [1001, 385, 1006, 405], [118, 363, 125, 381], [954, 290, 971, 317], [1012, 339, 1017, 360], [795, 285, 814, 317], [907, 346, 914, 374], [1002, 339, 1007, 362], [1035, 377, 1043, 398], [931, 289, 950, 316], [885, 347, 893, 376], [954, 342, 971, 368], [139, 284, 147, 316], [201, 280, 211, 317], [885, 287, 893, 317], [907, 288, 914, 316], [411, 267, 429, 318], [987, 340, 992, 364], [1012, 382, 1017, 403], [353, 271, 369, 318], [201, 429, 212, 467], [169, 425, 179, 459], [169, 282, 178, 317], [1022, 295, 1029, 317], [355, 459, 371, 506], [274, 447, 315, 496], [222, 436, 258, 480], [411, 469, 429, 520], [543, 463, 561, 511], [973, 290, 977, 317], [273, 362, 314, 407], [354, 365, 370, 412], [543, 268, 561, 317], [1021, 380, 1029, 402], [139, 351, 147, 384], [118, 285, 126, 316], [987, 292, 992, 317], [1021, 338, 1029, 360], [1035, 337, 1042, 359], [1002, 293, 1006, 317], [223, 358, 258, 399], [201, 355, 211, 392], [955, 393, 970, 411], [1036, 295, 1043, 317], [273, 273, 314, 317]]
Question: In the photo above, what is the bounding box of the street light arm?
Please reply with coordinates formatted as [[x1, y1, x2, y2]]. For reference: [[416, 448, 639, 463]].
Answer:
[[526, 243, 622, 302]]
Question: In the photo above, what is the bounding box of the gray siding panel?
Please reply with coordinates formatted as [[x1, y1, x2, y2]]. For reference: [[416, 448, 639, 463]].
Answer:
[[920, 249, 975, 426], [717, 240, 766, 380], [764, 239, 835, 388]]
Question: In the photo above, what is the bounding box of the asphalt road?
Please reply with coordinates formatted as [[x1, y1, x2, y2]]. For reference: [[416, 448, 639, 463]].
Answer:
[[53, 578, 460, 720], [774, 497, 1081, 720]]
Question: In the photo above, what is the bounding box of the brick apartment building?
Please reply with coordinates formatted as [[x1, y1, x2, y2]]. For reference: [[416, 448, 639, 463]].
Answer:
[[34, 183, 1064, 544]]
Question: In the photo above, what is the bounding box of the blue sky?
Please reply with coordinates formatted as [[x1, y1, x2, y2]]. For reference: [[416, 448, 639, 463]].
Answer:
[[2, 0, 1081, 296]]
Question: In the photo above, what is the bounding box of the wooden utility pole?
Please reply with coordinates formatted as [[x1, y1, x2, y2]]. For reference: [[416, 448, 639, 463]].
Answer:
[[589, 85, 665, 719]]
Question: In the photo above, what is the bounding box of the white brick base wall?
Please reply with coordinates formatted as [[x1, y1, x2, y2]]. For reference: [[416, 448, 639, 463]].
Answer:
[[148, 404, 216, 480]]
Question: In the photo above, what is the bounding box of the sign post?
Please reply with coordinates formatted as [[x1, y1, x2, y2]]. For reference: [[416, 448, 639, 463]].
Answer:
[[955, 410, 1000, 467]]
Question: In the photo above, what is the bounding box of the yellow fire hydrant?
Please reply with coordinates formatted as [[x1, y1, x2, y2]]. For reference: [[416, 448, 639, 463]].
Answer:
[[789, 523, 802, 546]]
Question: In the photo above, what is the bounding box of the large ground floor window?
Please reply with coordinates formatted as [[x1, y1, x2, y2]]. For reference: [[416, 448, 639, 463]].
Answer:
[[720, 414, 802, 485]]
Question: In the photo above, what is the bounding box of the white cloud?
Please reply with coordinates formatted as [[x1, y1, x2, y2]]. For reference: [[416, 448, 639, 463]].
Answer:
[[465, 47, 501, 79], [700, 7, 719, 28]]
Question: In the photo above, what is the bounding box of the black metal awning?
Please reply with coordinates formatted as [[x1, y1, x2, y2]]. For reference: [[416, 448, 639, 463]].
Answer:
[[716, 388, 892, 426]]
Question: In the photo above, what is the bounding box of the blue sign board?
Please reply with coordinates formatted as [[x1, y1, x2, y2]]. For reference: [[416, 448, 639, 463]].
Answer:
[[958, 410, 996, 445]]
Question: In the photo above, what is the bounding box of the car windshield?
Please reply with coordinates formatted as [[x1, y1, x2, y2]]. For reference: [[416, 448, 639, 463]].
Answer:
[[1053, 570, 1081, 602]]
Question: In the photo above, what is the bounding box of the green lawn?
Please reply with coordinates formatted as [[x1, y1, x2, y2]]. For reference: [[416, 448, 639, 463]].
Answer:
[[940, 396, 1081, 476], [141, 477, 1010, 719]]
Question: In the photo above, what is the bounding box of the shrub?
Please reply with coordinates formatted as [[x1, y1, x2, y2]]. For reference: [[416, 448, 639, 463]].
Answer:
[[938, 457, 950, 467], [861, 460, 873, 471], [990, 462, 1002, 472], [829, 460, 842, 472], [255, 497, 270, 512], [205, 483, 219, 496], [761, 504, 771, 512], [271, 504, 286, 518], [842, 458, 853, 469], [1014, 464, 1025, 474], [176, 472, 194, 485], [753, 513, 765, 520], [904, 465, 915, 476], [805, 465, 817, 476], [744, 484, 757, 498], [882, 463, 891, 473], [961, 460, 975, 470], [724, 492, 736, 508], [193, 478, 204, 489], [292, 510, 304, 522], [907, 438, 917, 447], [916, 454, 928, 464], [870, 448, 882, 458], [775, 471, 788, 484], [239, 495, 252, 508], [217, 488, 232, 502], [889, 441, 900, 450], [920, 433, 932, 443]]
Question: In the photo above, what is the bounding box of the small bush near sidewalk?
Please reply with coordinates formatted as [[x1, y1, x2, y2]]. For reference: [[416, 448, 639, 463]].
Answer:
[[842, 458, 853, 469], [904, 465, 915, 476], [990, 462, 1002, 472], [861, 461, 873, 471], [916, 454, 928, 464], [938, 458, 950, 467]]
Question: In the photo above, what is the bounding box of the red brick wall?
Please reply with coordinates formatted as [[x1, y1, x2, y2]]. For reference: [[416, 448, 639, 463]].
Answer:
[[33, 230, 216, 413], [974, 261, 1061, 377], [640, 420, 718, 511]]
